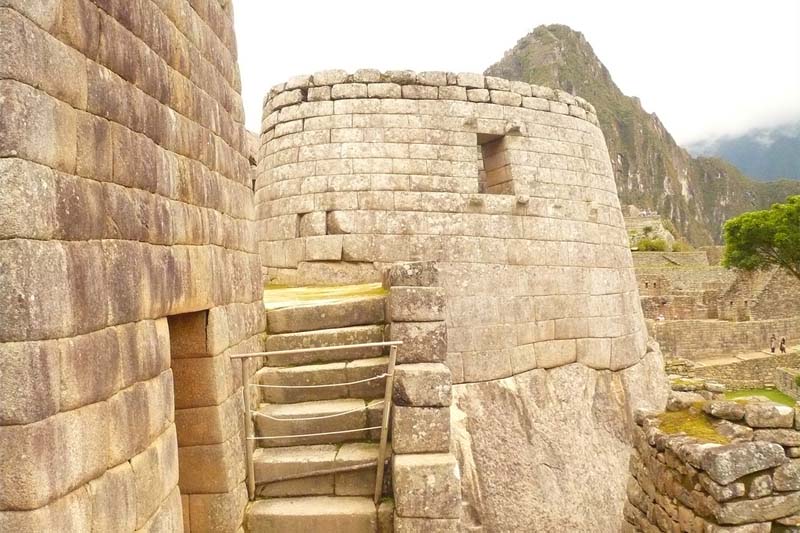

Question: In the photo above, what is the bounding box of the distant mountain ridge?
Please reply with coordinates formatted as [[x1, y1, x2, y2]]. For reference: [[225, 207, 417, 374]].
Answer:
[[485, 25, 800, 245], [689, 122, 800, 181]]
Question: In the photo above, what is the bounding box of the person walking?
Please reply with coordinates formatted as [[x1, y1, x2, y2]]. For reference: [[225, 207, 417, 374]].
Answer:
[[770, 334, 777, 354], [780, 337, 787, 354]]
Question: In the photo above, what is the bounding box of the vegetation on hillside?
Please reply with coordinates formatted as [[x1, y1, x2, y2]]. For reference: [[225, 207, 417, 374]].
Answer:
[[722, 196, 800, 281]]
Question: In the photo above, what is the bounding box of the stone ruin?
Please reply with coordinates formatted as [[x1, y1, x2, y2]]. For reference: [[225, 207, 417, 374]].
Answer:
[[0, 1, 688, 531]]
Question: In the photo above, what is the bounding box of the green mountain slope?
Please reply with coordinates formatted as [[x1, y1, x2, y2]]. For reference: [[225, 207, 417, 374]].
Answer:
[[486, 24, 800, 244]]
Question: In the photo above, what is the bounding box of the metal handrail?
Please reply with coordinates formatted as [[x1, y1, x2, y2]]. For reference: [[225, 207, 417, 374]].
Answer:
[[238, 341, 400, 504]]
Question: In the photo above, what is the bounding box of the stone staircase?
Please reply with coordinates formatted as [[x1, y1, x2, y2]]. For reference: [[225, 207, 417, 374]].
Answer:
[[245, 294, 393, 533]]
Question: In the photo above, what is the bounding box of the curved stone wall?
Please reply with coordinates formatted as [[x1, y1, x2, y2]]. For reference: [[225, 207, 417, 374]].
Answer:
[[256, 70, 669, 530], [0, 1, 261, 531], [257, 69, 648, 384]]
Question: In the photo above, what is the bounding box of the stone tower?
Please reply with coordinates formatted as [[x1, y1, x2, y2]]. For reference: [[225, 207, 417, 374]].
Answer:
[[255, 70, 669, 531]]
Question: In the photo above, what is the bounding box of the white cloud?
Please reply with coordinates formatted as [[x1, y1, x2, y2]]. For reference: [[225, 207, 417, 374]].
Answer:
[[233, 0, 800, 145]]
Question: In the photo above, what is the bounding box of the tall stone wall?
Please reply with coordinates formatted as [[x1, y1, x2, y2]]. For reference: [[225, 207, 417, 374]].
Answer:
[[649, 317, 800, 360], [0, 1, 262, 531], [256, 70, 668, 531]]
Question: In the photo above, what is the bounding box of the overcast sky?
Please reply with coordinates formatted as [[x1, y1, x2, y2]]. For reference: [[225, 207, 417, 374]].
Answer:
[[233, 0, 800, 146]]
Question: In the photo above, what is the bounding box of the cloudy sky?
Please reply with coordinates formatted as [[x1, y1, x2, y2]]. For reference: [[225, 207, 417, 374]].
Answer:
[[233, 0, 800, 146]]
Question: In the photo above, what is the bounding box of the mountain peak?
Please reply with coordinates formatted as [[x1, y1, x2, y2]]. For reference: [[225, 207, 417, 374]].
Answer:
[[485, 26, 800, 245]]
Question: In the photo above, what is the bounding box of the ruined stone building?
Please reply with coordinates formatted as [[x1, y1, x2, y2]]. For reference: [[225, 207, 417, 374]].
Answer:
[[1, 1, 669, 532]]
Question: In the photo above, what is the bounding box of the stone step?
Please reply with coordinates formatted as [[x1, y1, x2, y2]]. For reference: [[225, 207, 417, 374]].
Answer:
[[254, 399, 378, 447], [247, 496, 377, 533], [266, 296, 385, 334], [256, 357, 389, 403], [264, 324, 387, 366], [253, 442, 391, 497]]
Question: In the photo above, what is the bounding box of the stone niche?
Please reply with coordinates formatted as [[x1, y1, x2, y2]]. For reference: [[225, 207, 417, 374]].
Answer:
[[256, 69, 669, 531]]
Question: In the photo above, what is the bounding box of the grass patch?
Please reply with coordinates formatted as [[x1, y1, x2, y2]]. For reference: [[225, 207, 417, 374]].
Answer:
[[263, 282, 387, 310], [725, 389, 797, 407], [658, 409, 729, 444]]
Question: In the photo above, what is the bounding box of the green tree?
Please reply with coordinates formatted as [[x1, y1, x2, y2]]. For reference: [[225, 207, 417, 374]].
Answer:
[[722, 196, 800, 280]]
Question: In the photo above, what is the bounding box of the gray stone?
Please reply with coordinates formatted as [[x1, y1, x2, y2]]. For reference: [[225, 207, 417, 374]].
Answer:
[[703, 401, 746, 421], [753, 429, 800, 447], [387, 287, 445, 322], [747, 473, 773, 498], [667, 391, 705, 411], [775, 460, 800, 491], [393, 363, 452, 407], [701, 441, 787, 485], [384, 261, 439, 287], [393, 454, 460, 519], [394, 516, 460, 532], [389, 322, 447, 364], [714, 491, 800, 525], [744, 402, 795, 428], [699, 473, 746, 502], [712, 420, 753, 442], [392, 406, 450, 453]]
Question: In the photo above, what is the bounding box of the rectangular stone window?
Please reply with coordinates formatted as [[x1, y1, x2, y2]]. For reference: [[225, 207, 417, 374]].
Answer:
[[477, 134, 513, 194]]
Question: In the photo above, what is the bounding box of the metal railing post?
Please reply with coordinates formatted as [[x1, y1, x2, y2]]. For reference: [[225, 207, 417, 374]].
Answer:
[[241, 360, 255, 500], [373, 344, 397, 504]]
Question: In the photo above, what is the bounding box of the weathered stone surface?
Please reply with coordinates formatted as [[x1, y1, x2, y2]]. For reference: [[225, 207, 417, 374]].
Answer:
[[775, 460, 800, 491], [267, 297, 385, 334], [394, 516, 460, 532], [753, 429, 800, 447], [389, 322, 447, 364], [704, 401, 746, 421], [713, 419, 753, 442], [392, 406, 450, 453], [452, 358, 665, 532], [0, 339, 60, 424], [393, 363, 452, 407], [699, 473, 746, 502], [666, 391, 705, 411], [131, 425, 180, 528], [188, 483, 248, 533], [384, 261, 439, 287], [715, 491, 800, 525], [387, 286, 446, 322], [701, 441, 787, 485], [393, 454, 460, 519], [247, 496, 377, 532], [747, 473, 773, 498], [744, 402, 795, 428], [87, 462, 137, 532], [0, 485, 91, 532], [178, 431, 246, 493]]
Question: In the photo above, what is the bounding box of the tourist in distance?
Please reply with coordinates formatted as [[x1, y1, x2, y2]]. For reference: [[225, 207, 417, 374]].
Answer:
[[780, 337, 787, 354], [770, 334, 777, 354]]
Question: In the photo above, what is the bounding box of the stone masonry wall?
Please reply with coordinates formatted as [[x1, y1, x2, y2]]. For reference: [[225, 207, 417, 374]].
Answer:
[[255, 69, 668, 531], [688, 354, 800, 390], [649, 317, 800, 360], [0, 1, 261, 531], [625, 399, 800, 532]]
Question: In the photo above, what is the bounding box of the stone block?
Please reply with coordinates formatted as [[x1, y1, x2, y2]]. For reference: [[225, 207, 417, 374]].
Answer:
[[745, 402, 795, 428], [87, 462, 137, 533], [0, 235, 73, 343], [461, 349, 513, 382], [701, 441, 787, 485], [58, 327, 121, 411], [0, 158, 58, 240], [402, 85, 438, 99], [136, 485, 184, 532], [0, 339, 60, 425], [188, 483, 248, 533], [774, 460, 800, 491], [331, 83, 368, 99], [178, 431, 246, 493], [131, 425, 180, 528], [393, 454, 460, 518], [535, 339, 577, 369], [388, 286, 446, 322], [175, 391, 243, 446], [304, 235, 343, 261], [666, 391, 705, 412], [378, 500, 394, 533], [576, 337, 611, 369], [368, 82, 402, 98], [703, 401, 746, 421], [299, 211, 327, 236], [490, 90, 522, 106], [714, 491, 800, 525], [171, 353, 235, 408], [384, 261, 439, 288], [395, 516, 460, 532], [753, 429, 800, 447], [393, 363, 452, 407], [456, 72, 484, 88], [353, 69, 381, 82], [313, 69, 348, 85], [466, 89, 489, 102], [392, 406, 450, 453], [0, 485, 91, 532], [0, 400, 109, 510], [437, 85, 467, 100], [389, 322, 447, 364]]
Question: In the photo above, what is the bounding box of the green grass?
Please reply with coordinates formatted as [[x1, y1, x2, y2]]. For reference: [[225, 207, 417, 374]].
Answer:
[[658, 409, 729, 444], [725, 389, 797, 407], [263, 282, 387, 310]]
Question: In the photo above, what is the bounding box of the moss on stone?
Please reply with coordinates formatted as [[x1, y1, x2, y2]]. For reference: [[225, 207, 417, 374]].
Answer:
[[725, 388, 797, 408], [658, 409, 729, 444]]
